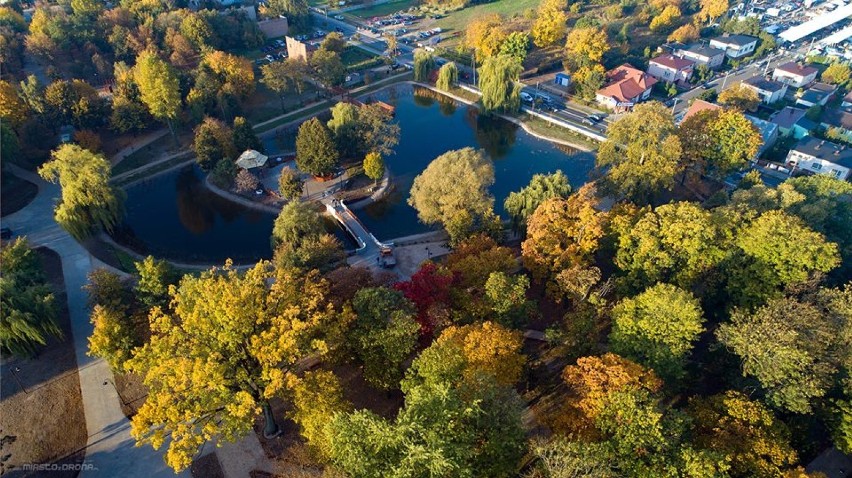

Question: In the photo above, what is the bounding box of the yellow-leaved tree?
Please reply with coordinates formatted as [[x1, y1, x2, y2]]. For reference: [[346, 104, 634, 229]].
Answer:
[[532, 0, 568, 48], [127, 262, 337, 472]]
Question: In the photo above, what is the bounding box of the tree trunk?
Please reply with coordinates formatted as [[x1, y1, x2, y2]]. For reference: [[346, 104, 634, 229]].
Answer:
[[262, 401, 281, 438]]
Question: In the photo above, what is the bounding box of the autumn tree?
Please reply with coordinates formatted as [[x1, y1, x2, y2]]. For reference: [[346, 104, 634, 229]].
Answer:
[[444, 234, 517, 320], [612, 201, 727, 290], [596, 102, 683, 202], [717, 290, 850, 414], [133, 50, 181, 139], [564, 26, 608, 67], [362, 151, 384, 185], [649, 5, 681, 33], [321, 31, 346, 53], [821, 62, 851, 86], [668, 23, 700, 43], [38, 144, 125, 240], [277, 167, 304, 200], [689, 391, 797, 477], [526, 437, 614, 478], [287, 370, 352, 457], [521, 184, 607, 285], [479, 54, 523, 113], [193, 117, 236, 171], [349, 287, 420, 390], [408, 147, 500, 244], [610, 284, 705, 383], [413, 49, 436, 82], [295, 117, 339, 176], [262, 58, 309, 111], [699, 0, 730, 25], [465, 14, 507, 58], [532, 0, 568, 48], [394, 262, 455, 337], [0, 238, 60, 357], [573, 63, 607, 100], [188, 50, 256, 119], [435, 61, 458, 92], [718, 84, 760, 112], [234, 169, 260, 194], [128, 263, 336, 471], [0, 79, 26, 127], [504, 171, 572, 231]]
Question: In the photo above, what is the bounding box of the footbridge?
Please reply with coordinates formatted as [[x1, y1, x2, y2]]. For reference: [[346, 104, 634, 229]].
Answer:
[[323, 197, 394, 260]]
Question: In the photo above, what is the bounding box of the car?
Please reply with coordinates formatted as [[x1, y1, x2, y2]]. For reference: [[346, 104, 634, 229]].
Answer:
[[265, 54, 275, 62], [582, 118, 595, 126], [520, 92, 534, 103], [334, 14, 345, 20], [587, 114, 603, 122]]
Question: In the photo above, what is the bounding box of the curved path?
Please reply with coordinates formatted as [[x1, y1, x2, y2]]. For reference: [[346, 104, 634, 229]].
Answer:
[[2, 164, 186, 478]]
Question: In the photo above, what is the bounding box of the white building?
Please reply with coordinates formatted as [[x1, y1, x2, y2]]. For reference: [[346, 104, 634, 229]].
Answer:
[[675, 44, 726, 69], [647, 55, 695, 83], [785, 137, 852, 180], [772, 62, 819, 88], [710, 34, 758, 58], [743, 77, 789, 104]]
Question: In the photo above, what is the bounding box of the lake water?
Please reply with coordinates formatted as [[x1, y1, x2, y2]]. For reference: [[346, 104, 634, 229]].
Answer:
[[119, 84, 595, 263]]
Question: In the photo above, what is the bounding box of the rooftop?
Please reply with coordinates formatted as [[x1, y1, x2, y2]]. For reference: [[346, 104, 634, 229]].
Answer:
[[799, 82, 837, 104], [820, 107, 852, 130], [792, 136, 852, 168], [744, 114, 778, 148], [681, 99, 721, 122], [774, 61, 819, 77], [597, 64, 658, 103], [679, 44, 726, 58], [650, 54, 695, 70], [711, 34, 758, 47], [770, 106, 808, 129], [744, 76, 788, 93]]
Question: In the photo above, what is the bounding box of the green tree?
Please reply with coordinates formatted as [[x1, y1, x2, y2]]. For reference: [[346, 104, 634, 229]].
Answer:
[[38, 144, 125, 240], [350, 287, 420, 390], [408, 147, 499, 244], [435, 61, 458, 92], [610, 284, 705, 383], [485, 272, 534, 328], [261, 58, 309, 111], [479, 54, 523, 113], [0, 238, 60, 357], [363, 151, 384, 185], [128, 263, 336, 472], [274, 233, 345, 273], [287, 370, 352, 457], [532, 0, 568, 48], [413, 49, 436, 82], [707, 109, 762, 176], [504, 171, 572, 231], [134, 256, 177, 311], [295, 117, 339, 176], [327, 101, 360, 158], [193, 117, 235, 171], [265, 0, 309, 28], [232, 116, 261, 153], [271, 200, 324, 248], [321, 31, 346, 53], [133, 50, 181, 139], [500, 31, 530, 62], [717, 291, 850, 414], [311, 48, 346, 88], [596, 102, 682, 202], [277, 167, 304, 201]]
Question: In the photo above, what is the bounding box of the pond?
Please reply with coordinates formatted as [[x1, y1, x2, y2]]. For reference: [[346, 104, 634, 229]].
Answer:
[[119, 84, 595, 263]]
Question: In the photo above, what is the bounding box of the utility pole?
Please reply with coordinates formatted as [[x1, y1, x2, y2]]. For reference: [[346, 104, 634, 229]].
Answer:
[[721, 71, 732, 90], [471, 52, 476, 87], [671, 97, 680, 115]]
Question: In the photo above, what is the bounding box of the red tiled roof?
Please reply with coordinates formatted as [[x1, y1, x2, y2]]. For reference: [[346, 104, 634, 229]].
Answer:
[[597, 64, 658, 103], [650, 54, 695, 71], [681, 99, 721, 122], [775, 61, 818, 78]]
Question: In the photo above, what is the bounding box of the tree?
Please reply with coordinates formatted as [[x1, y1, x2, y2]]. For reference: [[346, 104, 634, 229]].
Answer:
[[596, 102, 682, 202], [565, 27, 608, 65], [485, 272, 534, 328], [128, 263, 336, 471], [689, 391, 797, 477], [295, 117, 339, 176], [350, 287, 420, 390], [133, 50, 181, 139], [0, 79, 26, 127], [277, 167, 303, 200], [0, 238, 60, 357], [272, 201, 324, 248], [408, 147, 499, 244], [500, 32, 530, 62], [521, 184, 606, 284], [610, 284, 705, 383], [465, 14, 507, 58], [274, 233, 345, 273], [134, 256, 177, 311], [321, 31, 346, 53], [699, 0, 730, 24], [668, 23, 700, 43], [287, 370, 352, 457], [436, 61, 458, 92], [649, 5, 681, 33], [708, 109, 762, 175], [612, 201, 727, 290], [384, 32, 398, 58], [363, 151, 384, 185], [573, 63, 607, 100], [479, 54, 523, 113], [821, 62, 851, 86], [232, 116, 261, 153], [717, 291, 850, 414], [193, 117, 235, 171], [311, 48, 345, 88], [38, 145, 124, 240], [413, 49, 436, 82], [504, 171, 572, 231], [394, 262, 455, 337], [261, 58, 309, 111], [532, 0, 568, 48], [718, 84, 760, 112], [234, 169, 260, 194], [527, 437, 614, 478], [265, 0, 309, 28], [354, 104, 400, 157]]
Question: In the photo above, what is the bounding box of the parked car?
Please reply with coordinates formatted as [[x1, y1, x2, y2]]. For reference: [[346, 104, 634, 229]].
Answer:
[[520, 92, 534, 103], [587, 114, 603, 122]]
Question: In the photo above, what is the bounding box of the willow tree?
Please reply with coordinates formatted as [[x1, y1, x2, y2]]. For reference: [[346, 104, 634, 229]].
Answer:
[[479, 54, 522, 113], [128, 262, 337, 472], [133, 50, 181, 140], [413, 49, 436, 82], [435, 61, 458, 92], [38, 144, 125, 240]]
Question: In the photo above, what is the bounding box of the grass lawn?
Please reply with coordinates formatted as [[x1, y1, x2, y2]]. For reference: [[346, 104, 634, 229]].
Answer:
[[0, 172, 38, 217], [518, 113, 600, 151], [434, 0, 539, 37], [351, 0, 417, 18], [341, 44, 382, 71]]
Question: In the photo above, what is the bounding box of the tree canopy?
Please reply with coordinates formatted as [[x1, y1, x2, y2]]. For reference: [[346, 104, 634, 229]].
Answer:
[[295, 117, 340, 176]]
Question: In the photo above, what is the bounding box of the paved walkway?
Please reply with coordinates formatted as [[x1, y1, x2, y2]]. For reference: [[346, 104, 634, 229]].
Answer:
[[1, 165, 187, 478]]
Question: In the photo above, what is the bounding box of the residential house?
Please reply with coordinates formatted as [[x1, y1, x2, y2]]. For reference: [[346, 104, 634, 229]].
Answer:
[[709, 34, 758, 58], [595, 64, 657, 111], [675, 44, 726, 69], [770, 106, 816, 139], [796, 82, 837, 108], [785, 137, 852, 180], [841, 90, 852, 108], [744, 114, 779, 155], [820, 107, 852, 142], [678, 99, 721, 124], [743, 76, 788, 104], [647, 55, 695, 84], [772, 62, 818, 88]]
